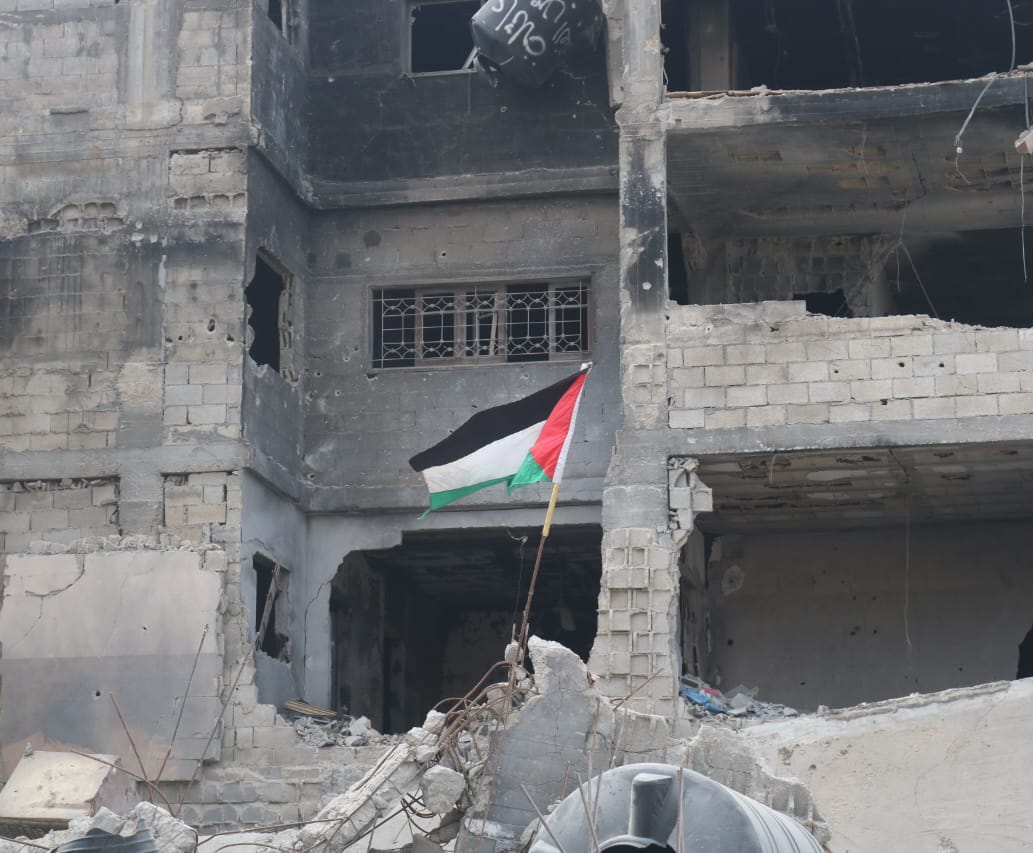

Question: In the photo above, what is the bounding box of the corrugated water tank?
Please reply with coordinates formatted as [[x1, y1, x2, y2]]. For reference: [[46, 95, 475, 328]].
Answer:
[[529, 763, 825, 853]]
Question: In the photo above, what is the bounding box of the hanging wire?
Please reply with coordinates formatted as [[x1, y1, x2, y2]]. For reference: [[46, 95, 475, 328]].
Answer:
[[1007, 0, 1017, 72]]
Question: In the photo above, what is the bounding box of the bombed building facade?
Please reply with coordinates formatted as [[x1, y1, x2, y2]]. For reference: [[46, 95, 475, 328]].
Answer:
[[1, 0, 1033, 849]]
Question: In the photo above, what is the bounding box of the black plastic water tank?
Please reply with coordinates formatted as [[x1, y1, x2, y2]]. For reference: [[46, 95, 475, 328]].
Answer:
[[529, 763, 825, 853], [470, 0, 604, 87]]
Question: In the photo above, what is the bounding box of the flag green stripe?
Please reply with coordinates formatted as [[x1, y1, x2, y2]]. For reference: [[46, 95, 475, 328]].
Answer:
[[508, 451, 549, 491], [421, 476, 515, 517]]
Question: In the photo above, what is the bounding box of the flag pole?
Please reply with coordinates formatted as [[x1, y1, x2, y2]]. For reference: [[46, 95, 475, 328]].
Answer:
[[515, 480, 561, 666]]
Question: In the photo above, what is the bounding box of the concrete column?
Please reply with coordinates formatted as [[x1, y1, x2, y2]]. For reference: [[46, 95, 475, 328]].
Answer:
[[591, 0, 683, 715]]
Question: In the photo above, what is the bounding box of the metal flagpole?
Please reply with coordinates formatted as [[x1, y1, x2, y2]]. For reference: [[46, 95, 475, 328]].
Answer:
[[514, 480, 561, 666]]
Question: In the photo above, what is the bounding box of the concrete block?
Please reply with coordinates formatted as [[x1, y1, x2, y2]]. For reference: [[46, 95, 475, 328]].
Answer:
[[704, 365, 745, 386], [765, 342, 808, 363], [998, 393, 1033, 415], [974, 329, 1019, 351], [955, 352, 997, 375], [166, 384, 203, 406], [932, 332, 976, 354], [745, 406, 787, 427], [187, 404, 227, 425], [891, 377, 935, 398], [805, 339, 850, 361], [998, 350, 1033, 372], [766, 383, 809, 405], [809, 381, 851, 403], [680, 346, 724, 367], [851, 377, 892, 402], [871, 399, 912, 421], [705, 409, 747, 428], [870, 357, 912, 379], [669, 409, 704, 429], [670, 367, 704, 387], [913, 355, 953, 376], [681, 386, 725, 408], [847, 338, 891, 359], [724, 344, 766, 365], [829, 403, 871, 423], [186, 503, 226, 524], [189, 363, 228, 384], [787, 361, 828, 383], [977, 372, 1021, 394], [931, 375, 976, 396], [829, 359, 870, 380], [956, 395, 998, 417], [726, 385, 767, 407], [890, 335, 933, 357], [746, 364, 787, 384], [786, 403, 830, 424], [913, 397, 956, 419]]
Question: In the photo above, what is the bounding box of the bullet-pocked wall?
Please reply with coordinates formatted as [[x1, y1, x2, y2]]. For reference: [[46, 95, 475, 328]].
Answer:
[[302, 196, 621, 512], [304, 0, 617, 189]]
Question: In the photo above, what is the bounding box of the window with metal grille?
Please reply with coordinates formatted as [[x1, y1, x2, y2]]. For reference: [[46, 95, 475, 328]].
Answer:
[[371, 280, 590, 369]]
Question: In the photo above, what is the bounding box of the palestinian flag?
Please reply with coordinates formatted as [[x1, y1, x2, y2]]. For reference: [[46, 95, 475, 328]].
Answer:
[[409, 364, 591, 514]]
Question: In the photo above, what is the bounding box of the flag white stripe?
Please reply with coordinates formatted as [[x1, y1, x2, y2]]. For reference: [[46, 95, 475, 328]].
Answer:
[[551, 380, 585, 485], [421, 420, 546, 494]]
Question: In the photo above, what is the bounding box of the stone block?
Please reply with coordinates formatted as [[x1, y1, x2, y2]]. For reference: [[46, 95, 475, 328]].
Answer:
[[847, 338, 891, 359], [998, 350, 1033, 372], [956, 395, 998, 417], [870, 357, 912, 379], [913, 355, 953, 377], [746, 363, 787, 384], [829, 403, 871, 423], [932, 332, 976, 354], [931, 375, 976, 396], [680, 346, 724, 367], [166, 384, 203, 406]]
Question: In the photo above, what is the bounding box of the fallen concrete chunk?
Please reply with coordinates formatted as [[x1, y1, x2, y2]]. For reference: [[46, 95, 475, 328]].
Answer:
[[419, 766, 466, 816]]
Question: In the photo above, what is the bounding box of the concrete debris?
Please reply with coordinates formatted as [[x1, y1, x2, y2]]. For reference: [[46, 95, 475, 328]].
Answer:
[[0, 804, 195, 853], [419, 766, 466, 816], [290, 713, 398, 748], [679, 676, 798, 720]]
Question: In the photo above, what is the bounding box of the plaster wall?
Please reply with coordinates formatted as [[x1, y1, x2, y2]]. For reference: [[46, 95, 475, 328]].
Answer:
[[302, 196, 620, 513], [304, 0, 616, 194], [707, 521, 1033, 710], [0, 550, 223, 780]]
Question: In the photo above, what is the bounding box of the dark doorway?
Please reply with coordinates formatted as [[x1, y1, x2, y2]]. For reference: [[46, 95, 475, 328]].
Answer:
[[330, 525, 602, 733]]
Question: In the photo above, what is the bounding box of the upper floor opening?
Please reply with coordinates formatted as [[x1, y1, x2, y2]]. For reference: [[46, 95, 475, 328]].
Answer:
[[662, 0, 1033, 93]]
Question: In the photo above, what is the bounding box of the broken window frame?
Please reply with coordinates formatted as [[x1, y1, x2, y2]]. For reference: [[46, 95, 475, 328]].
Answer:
[[406, 0, 481, 76], [246, 250, 298, 384], [370, 278, 591, 370], [266, 0, 297, 41], [253, 553, 291, 663]]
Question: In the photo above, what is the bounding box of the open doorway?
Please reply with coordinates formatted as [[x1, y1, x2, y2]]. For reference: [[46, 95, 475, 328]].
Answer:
[[330, 525, 602, 733]]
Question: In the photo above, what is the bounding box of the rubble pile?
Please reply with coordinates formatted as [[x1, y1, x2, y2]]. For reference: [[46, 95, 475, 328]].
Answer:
[[679, 676, 798, 720], [0, 804, 196, 853], [288, 713, 398, 748]]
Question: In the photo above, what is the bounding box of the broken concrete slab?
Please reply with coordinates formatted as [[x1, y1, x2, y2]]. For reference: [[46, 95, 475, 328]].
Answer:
[[420, 766, 465, 816]]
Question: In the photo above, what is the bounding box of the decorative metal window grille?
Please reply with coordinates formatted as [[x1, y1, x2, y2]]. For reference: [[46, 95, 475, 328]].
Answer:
[[372, 280, 590, 368]]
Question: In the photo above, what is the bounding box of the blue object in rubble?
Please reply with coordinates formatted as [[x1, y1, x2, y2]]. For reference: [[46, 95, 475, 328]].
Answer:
[[680, 686, 728, 714]]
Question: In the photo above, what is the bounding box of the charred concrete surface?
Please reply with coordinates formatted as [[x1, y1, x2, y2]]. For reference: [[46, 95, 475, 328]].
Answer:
[[3, 0, 1033, 844]]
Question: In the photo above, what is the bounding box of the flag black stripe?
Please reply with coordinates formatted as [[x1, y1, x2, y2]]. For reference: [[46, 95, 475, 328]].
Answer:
[[409, 367, 588, 472]]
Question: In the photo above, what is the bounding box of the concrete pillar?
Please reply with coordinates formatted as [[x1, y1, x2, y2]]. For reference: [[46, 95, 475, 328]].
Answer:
[[592, 0, 681, 714]]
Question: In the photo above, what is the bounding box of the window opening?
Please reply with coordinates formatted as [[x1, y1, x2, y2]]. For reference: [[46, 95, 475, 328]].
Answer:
[[372, 280, 589, 368], [660, 0, 689, 92], [254, 554, 289, 661], [410, 1, 479, 73], [728, 0, 1033, 91], [667, 232, 690, 305], [246, 253, 296, 377], [268, 0, 283, 30], [1019, 623, 1033, 679], [794, 289, 852, 317]]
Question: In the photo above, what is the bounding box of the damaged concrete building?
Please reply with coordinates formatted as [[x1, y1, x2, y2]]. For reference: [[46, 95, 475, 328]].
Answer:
[[2, 0, 1033, 848]]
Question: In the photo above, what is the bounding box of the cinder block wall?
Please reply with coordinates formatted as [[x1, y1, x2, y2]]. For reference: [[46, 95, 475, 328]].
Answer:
[[667, 301, 1033, 430]]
